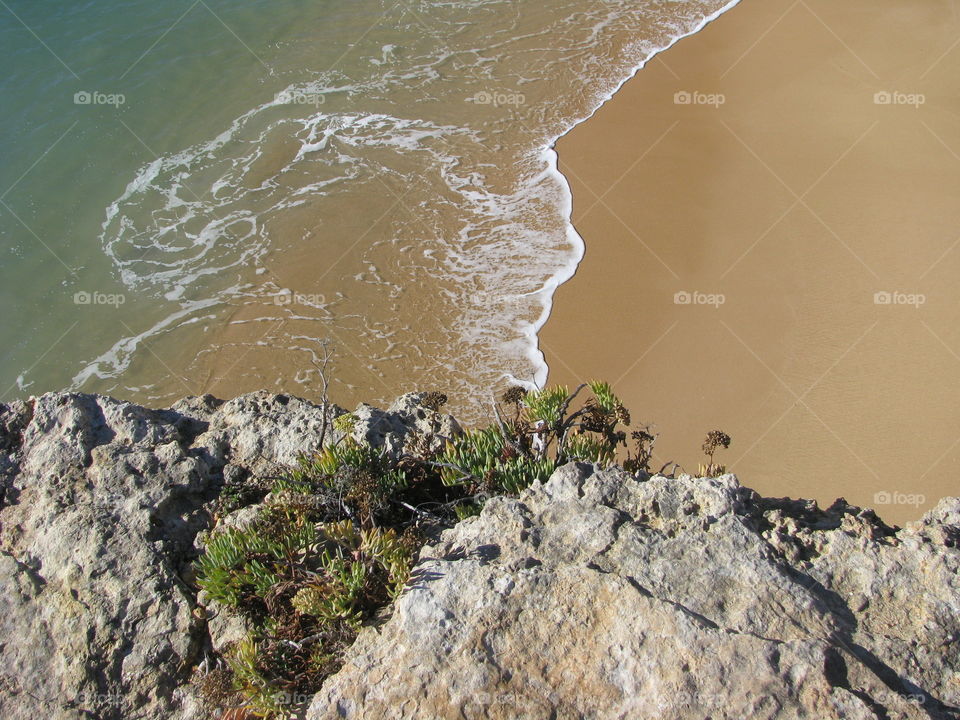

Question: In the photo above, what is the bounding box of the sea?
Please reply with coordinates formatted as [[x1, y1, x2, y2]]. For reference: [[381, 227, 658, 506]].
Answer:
[[0, 0, 738, 421]]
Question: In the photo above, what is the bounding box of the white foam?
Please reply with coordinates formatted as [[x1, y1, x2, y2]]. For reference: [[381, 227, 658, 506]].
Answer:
[[531, 0, 744, 388], [71, 297, 221, 387], [76, 0, 746, 410]]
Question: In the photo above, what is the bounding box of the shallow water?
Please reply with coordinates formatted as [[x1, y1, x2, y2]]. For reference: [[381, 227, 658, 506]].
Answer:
[[0, 0, 736, 419]]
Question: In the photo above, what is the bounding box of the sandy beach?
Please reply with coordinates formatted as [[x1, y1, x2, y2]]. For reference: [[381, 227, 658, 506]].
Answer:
[[541, 0, 960, 524]]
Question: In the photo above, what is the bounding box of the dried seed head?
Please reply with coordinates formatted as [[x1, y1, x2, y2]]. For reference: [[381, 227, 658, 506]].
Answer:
[[501, 386, 528, 406], [421, 392, 448, 412]]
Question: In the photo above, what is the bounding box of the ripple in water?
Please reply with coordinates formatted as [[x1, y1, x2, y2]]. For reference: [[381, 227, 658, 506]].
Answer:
[[28, 0, 740, 419]]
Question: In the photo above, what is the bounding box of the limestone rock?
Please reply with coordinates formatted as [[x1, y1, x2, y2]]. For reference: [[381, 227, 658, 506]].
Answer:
[[2, 389, 957, 720], [309, 464, 960, 720], [0, 390, 346, 720], [189, 390, 346, 477], [351, 392, 462, 457], [0, 392, 213, 720]]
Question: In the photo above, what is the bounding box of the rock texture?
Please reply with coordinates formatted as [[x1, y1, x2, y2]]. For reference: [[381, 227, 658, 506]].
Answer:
[[350, 392, 463, 456], [310, 463, 960, 720], [0, 390, 456, 720], [1, 390, 958, 720]]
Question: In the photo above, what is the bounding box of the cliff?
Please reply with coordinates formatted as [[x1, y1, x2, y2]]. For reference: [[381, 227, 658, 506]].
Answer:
[[0, 391, 957, 719]]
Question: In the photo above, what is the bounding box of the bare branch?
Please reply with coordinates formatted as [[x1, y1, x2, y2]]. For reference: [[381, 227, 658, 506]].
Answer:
[[313, 341, 334, 448]]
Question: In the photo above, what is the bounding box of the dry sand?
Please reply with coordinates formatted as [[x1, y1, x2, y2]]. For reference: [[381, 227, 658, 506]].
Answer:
[[541, 0, 960, 524]]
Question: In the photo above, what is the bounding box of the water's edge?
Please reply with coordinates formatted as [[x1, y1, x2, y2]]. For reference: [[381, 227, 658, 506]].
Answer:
[[533, 0, 743, 387]]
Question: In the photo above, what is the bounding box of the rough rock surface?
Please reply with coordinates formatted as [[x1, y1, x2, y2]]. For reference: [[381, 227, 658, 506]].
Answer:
[[2, 389, 958, 720], [350, 392, 463, 456], [0, 390, 457, 720], [310, 463, 960, 720]]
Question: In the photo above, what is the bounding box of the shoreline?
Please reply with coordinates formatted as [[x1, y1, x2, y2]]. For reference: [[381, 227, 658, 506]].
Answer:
[[525, 0, 744, 390], [81, 0, 748, 418], [541, 0, 960, 525]]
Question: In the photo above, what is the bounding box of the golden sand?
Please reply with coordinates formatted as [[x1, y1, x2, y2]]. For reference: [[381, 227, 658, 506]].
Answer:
[[541, 0, 960, 524]]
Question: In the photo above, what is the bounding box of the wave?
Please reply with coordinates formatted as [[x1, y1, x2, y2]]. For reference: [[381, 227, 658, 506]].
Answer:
[[79, 0, 746, 416], [520, 0, 744, 390]]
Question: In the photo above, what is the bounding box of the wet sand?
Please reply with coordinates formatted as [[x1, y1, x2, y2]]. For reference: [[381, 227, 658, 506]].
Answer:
[[541, 0, 960, 524]]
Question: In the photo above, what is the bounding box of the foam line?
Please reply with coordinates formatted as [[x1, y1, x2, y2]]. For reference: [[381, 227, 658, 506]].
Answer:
[[530, 0, 743, 387]]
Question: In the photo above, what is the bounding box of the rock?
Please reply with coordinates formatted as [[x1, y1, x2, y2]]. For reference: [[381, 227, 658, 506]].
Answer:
[[190, 390, 346, 477], [0, 392, 213, 720], [0, 389, 457, 720], [2, 389, 958, 720], [309, 464, 960, 720], [0, 398, 32, 507], [199, 592, 250, 656], [908, 497, 960, 549], [351, 392, 462, 457]]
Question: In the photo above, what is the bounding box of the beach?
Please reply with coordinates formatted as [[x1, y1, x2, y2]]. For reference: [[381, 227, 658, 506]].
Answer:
[[4, 0, 957, 523], [541, 0, 960, 524], [1, 0, 746, 425]]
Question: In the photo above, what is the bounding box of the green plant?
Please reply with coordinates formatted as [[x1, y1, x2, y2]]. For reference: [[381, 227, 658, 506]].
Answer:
[[228, 638, 288, 718], [435, 381, 637, 499], [195, 442, 426, 718], [587, 380, 618, 415], [197, 513, 414, 716], [196, 523, 290, 608], [497, 455, 558, 494], [296, 439, 398, 481], [564, 432, 616, 466], [279, 440, 409, 527], [332, 412, 357, 435], [523, 385, 569, 429], [520, 381, 630, 462], [290, 523, 411, 626], [435, 426, 556, 496], [195, 379, 656, 717], [437, 426, 504, 485]]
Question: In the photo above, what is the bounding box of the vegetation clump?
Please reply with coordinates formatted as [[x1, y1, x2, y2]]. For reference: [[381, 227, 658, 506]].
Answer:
[[434, 381, 639, 515], [624, 426, 658, 475], [193, 436, 449, 718], [191, 381, 729, 717]]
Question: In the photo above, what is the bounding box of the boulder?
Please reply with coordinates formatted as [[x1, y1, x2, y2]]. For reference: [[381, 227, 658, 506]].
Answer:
[[0, 390, 345, 720], [309, 463, 960, 720]]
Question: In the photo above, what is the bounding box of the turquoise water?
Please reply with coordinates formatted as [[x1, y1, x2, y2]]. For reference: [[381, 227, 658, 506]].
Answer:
[[0, 0, 321, 391], [0, 0, 736, 416]]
